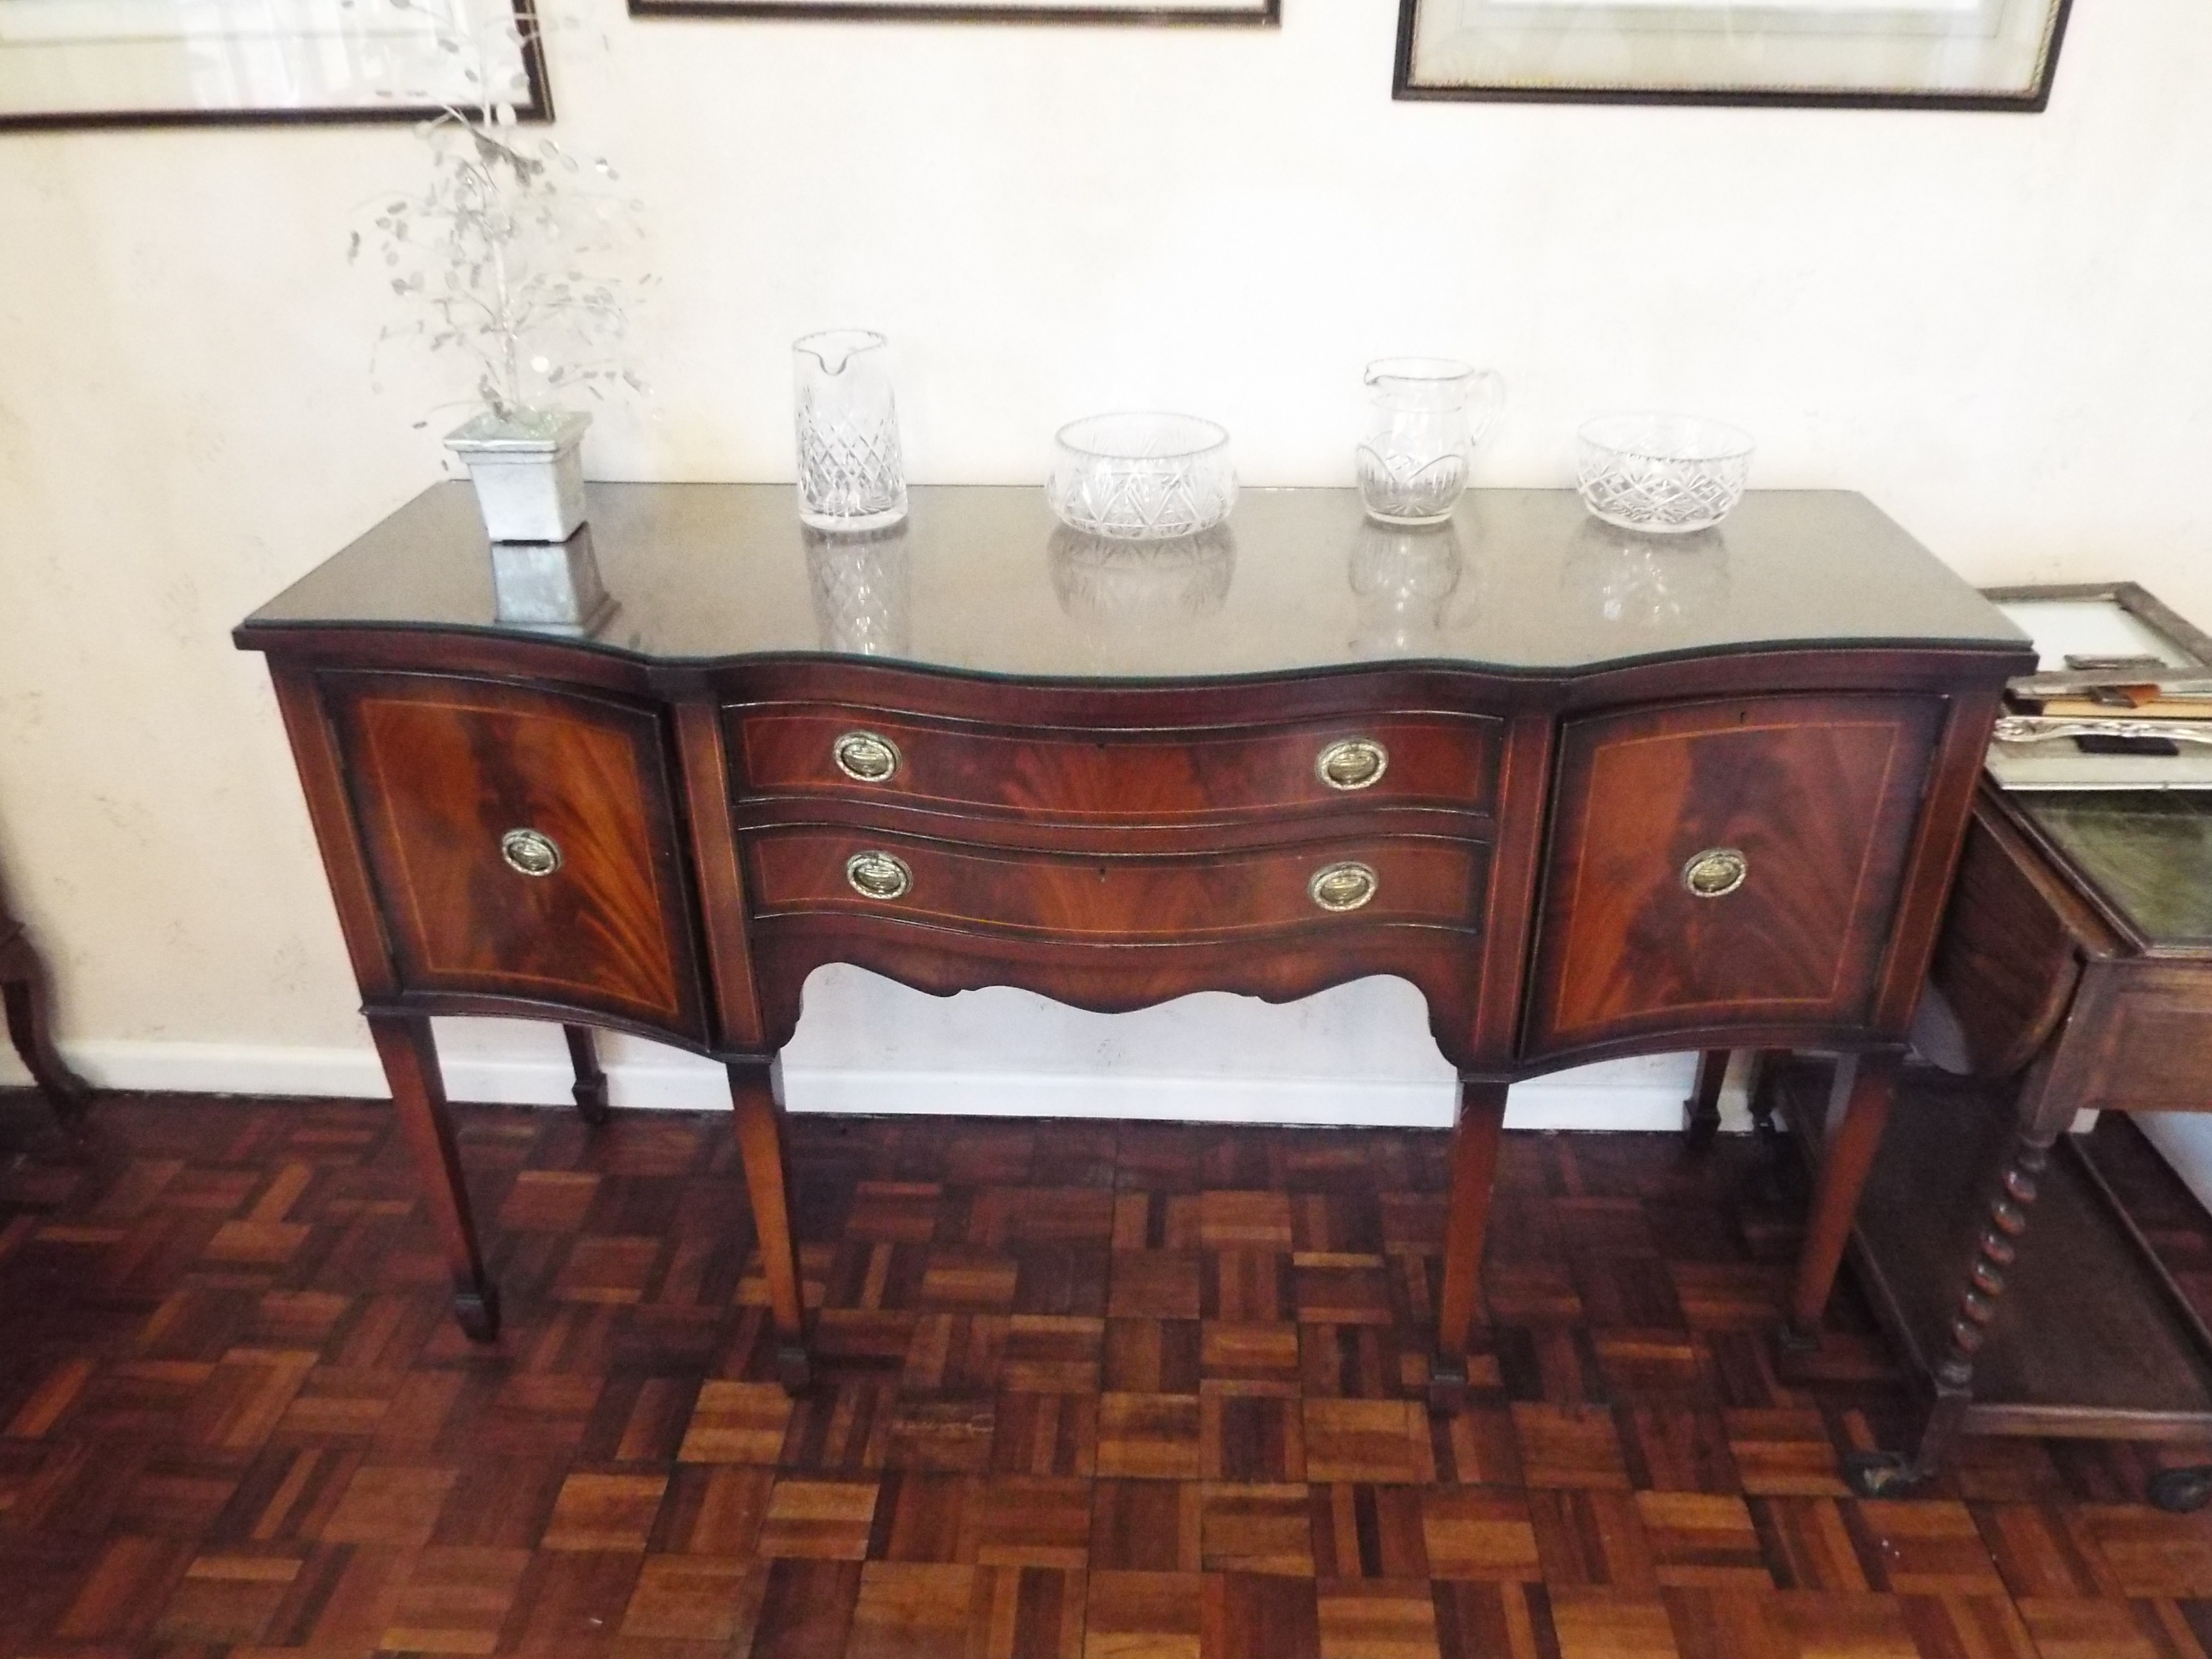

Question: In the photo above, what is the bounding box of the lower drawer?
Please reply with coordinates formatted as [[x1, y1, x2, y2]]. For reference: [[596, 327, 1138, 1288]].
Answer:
[[741, 827, 1488, 943]]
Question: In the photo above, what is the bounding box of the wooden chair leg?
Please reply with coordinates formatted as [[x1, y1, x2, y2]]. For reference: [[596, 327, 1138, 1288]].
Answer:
[[367, 1012, 500, 1341], [729, 1057, 811, 1393], [562, 1024, 610, 1126], [1784, 1050, 1900, 1349], [1, 935, 92, 1135], [1683, 1048, 1729, 1151], [1431, 1074, 1511, 1414], [1738, 1050, 1793, 1204]]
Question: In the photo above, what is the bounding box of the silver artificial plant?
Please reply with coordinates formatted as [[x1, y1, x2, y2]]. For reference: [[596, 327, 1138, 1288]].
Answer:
[[350, 0, 651, 435]]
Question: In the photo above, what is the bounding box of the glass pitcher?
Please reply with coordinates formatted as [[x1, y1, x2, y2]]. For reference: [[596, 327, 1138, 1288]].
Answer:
[[1349, 520, 1463, 657], [1355, 358, 1504, 526], [794, 329, 908, 532], [805, 522, 912, 655]]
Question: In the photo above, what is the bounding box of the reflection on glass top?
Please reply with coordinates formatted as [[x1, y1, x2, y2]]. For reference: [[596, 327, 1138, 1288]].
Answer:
[[240, 484, 2026, 679], [2018, 792, 2212, 946]]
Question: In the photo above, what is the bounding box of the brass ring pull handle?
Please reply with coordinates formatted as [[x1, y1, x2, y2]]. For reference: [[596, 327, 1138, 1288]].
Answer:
[[834, 730, 901, 783], [499, 827, 562, 878], [1316, 737, 1389, 792], [1681, 847, 1748, 899], [1309, 861, 1379, 912], [845, 850, 913, 901]]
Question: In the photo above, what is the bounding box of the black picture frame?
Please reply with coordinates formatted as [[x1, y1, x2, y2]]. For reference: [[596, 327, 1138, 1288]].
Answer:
[[0, 0, 552, 131], [628, 0, 1273, 26], [1391, 0, 2073, 110]]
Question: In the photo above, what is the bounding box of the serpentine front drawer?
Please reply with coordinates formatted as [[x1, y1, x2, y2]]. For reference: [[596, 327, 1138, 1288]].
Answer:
[[739, 825, 1489, 943], [724, 704, 1501, 827], [323, 671, 708, 1039]]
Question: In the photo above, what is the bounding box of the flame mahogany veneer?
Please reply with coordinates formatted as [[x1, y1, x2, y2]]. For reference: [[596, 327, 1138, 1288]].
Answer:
[[236, 483, 2032, 1404]]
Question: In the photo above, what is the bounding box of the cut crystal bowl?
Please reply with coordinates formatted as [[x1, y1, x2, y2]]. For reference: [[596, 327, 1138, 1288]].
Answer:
[[1047, 413, 1237, 540], [1048, 524, 1236, 626], [1576, 414, 1754, 534]]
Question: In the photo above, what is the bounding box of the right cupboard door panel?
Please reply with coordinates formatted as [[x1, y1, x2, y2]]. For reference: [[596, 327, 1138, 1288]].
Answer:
[[1523, 693, 1945, 1060]]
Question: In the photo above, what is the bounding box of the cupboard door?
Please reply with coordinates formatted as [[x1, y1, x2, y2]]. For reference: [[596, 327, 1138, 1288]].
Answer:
[[1523, 693, 1944, 1060], [329, 672, 706, 1038]]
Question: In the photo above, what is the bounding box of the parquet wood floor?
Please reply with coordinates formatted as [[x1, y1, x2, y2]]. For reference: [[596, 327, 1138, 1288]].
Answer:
[[6, 1086, 2212, 1659]]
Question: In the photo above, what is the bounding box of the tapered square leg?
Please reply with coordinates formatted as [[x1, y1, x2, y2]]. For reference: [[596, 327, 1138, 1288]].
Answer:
[[1431, 1074, 1510, 1414], [729, 1056, 811, 1393], [1784, 1050, 1900, 1350], [367, 1012, 500, 1341], [562, 1024, 610, 1126], [1682, 1048, 1729, 1151], [2, 930, 92, 1136]]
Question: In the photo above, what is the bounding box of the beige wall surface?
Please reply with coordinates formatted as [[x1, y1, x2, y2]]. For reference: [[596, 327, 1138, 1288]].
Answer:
[[1, 0, 2207, 1109]]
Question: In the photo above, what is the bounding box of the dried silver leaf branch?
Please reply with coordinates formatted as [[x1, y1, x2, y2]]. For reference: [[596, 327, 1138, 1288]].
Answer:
[[348, 0, 653, 430]]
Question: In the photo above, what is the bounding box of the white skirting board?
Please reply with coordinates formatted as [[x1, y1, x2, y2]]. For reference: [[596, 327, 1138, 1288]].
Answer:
[[0, 973, 1753, 1132], [0, 1035, 1752, 1133], [2133, 1113, 2212, 1216]]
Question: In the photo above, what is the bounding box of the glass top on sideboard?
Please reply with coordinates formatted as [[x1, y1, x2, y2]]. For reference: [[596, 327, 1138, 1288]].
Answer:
[[239, 484, 2027, 679]]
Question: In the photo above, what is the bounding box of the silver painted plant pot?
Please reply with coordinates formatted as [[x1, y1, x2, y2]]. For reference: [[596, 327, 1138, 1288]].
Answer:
[[446, 409, 591, 543], [490, 527, 617, 636]]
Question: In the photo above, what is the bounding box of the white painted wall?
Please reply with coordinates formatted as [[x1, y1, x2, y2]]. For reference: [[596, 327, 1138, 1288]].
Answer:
[[1, 0, 2207, 1128]]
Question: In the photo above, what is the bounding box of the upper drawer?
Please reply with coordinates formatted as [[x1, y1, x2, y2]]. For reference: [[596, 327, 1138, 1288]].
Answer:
[[1522, 692, 1945, 1060], [724, 704, 1500, 826], [325, 672, 707, 1039]]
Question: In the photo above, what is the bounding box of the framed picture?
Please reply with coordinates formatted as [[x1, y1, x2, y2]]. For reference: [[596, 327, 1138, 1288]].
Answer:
[[0, 0, 549, 129], [1393, 0, 2072, 109], [628, 0, 1271, 28]]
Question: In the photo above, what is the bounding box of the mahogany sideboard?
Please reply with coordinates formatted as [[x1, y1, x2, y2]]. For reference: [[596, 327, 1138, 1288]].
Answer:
[[234, 483, 2031, 1404]]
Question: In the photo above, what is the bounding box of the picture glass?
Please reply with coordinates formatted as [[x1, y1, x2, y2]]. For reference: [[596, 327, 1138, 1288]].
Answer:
[[1397, 0, 2069, 105], [0, 0, 544, 126]]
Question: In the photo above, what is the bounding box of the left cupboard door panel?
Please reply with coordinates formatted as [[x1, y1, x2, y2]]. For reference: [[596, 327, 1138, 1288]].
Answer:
[[325, 672, 707, 1040]]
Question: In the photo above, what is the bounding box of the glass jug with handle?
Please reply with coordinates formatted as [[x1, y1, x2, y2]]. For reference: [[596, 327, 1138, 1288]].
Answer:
[[1355, 358, 1505, 526]]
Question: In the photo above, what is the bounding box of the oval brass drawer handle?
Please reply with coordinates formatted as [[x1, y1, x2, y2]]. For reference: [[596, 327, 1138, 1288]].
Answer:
[[1309, 860, 1378, 912], [833, 730, 901, 783], [846, 849, 913, 901], [1317, 737, 1389, 792], [499, 827, 562, 878], [1682, 847, 1748, 899]]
